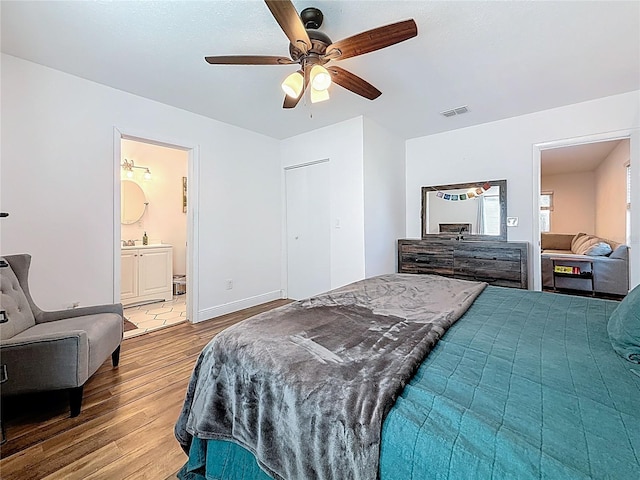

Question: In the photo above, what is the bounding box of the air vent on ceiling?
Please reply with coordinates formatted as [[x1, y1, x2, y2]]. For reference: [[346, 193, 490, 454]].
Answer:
[[440, 105, 469, 117]]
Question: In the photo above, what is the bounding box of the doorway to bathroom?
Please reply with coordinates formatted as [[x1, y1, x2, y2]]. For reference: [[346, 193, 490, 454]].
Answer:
[[117, 136, 191, 338]]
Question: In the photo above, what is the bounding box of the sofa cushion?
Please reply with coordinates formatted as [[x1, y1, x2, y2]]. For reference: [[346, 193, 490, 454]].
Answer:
[[608, 284, 640, 363], [12, 313, 123, 376], [0, 259, 36, 340], [541, 233, 574, 251]]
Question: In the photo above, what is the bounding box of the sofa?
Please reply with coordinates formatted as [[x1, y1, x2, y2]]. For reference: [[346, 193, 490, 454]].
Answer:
[[541, 233, 629, 296]]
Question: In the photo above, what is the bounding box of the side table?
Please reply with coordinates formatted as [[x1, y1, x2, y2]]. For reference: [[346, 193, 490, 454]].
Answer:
[[551, 257, 595, 296]]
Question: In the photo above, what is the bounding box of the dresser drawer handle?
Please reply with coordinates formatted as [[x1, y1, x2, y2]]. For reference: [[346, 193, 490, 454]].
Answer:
[[474, 276, 496, 283]]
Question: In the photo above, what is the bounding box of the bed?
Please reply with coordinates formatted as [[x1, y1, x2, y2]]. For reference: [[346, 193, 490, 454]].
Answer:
[[175, 273, 640, 480]]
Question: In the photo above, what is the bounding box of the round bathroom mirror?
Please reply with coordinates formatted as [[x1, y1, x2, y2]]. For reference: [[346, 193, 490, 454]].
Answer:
[[121, 180, 147, 224]]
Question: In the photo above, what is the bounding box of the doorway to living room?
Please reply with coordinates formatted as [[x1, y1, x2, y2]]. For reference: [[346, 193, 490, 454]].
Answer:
[[538, 137, 631, 299]]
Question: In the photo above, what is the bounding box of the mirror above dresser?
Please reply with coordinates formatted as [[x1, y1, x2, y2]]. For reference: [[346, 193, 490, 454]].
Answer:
[[421, 179, 507, 241], [401, 179, 529, 289]]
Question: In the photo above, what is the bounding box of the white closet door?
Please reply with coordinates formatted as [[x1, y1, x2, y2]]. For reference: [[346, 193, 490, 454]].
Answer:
[[285, 161, 331, 300]]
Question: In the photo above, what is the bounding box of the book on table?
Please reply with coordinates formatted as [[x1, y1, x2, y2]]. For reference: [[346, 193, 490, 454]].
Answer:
[[554, 265, 581, 274]]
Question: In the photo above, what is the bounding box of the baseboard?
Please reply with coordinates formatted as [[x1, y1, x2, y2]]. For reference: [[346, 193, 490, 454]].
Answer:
[[195, 290, 285, 323]]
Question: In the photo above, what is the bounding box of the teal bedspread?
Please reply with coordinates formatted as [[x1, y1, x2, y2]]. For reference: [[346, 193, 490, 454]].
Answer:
[[179, 287, 640, 479]]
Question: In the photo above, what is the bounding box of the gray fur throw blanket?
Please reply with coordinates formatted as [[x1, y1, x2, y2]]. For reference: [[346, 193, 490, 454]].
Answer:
[[175, 273, 486, 480]]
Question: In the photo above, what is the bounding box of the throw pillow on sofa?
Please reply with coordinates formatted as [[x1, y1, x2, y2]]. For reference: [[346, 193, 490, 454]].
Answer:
[[572, 234, 612, 256], [571, 232, 587, 252], [584, 241, 613, 256]]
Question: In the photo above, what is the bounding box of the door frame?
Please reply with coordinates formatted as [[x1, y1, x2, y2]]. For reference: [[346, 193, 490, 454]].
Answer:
[[532, 128, 639, 291], [113, 127, 200, 323]]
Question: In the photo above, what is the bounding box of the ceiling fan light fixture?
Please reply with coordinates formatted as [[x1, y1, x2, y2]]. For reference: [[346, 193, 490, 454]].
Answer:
[[310, 65, 331, 91], [281, 71, 304, 98], [310, 86, 330, 104], [205, 2, 418, 110]]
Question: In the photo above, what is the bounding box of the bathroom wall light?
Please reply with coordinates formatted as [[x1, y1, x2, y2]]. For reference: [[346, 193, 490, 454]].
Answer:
[[121, 159, 152, 180]]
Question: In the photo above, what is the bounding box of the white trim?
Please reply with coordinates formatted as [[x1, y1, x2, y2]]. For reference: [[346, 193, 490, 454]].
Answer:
[[113, 128, 123, 303], [113, 127, 200, 323], [196, 290, 285, 323], [186, 145, 200, 324], [532, 128, 640, 291], [630, 130, 640, 289], [284, 158, 330, 171]]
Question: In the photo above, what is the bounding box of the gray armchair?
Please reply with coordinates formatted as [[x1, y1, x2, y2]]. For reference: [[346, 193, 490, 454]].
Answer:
[[0, 254, 123, 417]]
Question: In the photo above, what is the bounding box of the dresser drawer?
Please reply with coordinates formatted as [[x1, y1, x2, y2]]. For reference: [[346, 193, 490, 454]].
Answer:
[[399, 242, 453, 275], [454, 245, 526, 288], [453, 259, 523, 286]]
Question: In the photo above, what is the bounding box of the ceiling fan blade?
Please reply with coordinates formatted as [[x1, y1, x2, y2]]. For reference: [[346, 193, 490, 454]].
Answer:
[[325, 19, 417, 61], [205, 55, 295, 65], [265, 0, 311, 54], [327, 66, 381, 100], [283, 68, 309, 109]]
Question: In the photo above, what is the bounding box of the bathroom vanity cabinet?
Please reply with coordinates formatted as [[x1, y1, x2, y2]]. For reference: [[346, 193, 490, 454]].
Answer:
[[121, 244, 173, 306]]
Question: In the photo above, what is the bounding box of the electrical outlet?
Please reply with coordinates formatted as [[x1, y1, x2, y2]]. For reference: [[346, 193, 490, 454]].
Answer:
[[225, 279, 233, 290]]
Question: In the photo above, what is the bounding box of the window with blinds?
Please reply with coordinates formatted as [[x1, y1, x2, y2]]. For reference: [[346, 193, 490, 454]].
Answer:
[[540, 192, 553, 233]]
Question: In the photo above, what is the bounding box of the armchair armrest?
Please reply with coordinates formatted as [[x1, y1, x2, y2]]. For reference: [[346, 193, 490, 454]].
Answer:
[[1, 332, 89, 394], [35, 303, 123, 324]]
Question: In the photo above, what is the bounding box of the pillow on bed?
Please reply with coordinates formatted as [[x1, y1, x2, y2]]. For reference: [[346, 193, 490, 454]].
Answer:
[[608, 284, 640, 363]]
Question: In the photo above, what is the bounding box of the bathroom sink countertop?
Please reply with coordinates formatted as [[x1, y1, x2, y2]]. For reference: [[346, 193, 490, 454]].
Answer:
[[121, 243, 172, 250]]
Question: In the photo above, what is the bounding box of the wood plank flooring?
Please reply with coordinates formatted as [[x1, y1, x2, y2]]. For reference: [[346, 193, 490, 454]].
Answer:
[[0, 299, 292, 480]]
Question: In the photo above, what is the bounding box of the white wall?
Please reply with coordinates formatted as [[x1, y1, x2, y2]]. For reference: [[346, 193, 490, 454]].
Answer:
[[362, 117, 406, 276], [406, 90, 640, 289], [280, 117, 366, 291], [121, 139, 188, 275], [595, 139, 629, 243], [1, 54, 282, 320], [541, 171, 595, 234]]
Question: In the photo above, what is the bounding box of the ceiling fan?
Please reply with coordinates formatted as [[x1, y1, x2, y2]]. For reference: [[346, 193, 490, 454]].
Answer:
[[204, 1, 418, 108]]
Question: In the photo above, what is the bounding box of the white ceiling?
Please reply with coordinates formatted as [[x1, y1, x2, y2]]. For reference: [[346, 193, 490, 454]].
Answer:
[[541, 139, 625, 176], [2, 1, 639, 141]]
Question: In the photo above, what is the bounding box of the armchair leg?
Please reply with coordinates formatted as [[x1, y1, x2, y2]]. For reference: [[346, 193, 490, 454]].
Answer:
[[112, 345, 121, 367], [69, 385, 84, 417]]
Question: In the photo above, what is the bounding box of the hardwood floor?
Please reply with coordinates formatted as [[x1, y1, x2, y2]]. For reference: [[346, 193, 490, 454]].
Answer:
[[0, 299, 292, 480]]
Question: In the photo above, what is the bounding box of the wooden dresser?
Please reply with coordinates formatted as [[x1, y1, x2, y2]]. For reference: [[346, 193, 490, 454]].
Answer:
[[398, 239, 529, 289]]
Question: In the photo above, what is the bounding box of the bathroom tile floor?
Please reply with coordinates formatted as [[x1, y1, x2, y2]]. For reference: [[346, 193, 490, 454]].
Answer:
[[123, 295, 187, 339]]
